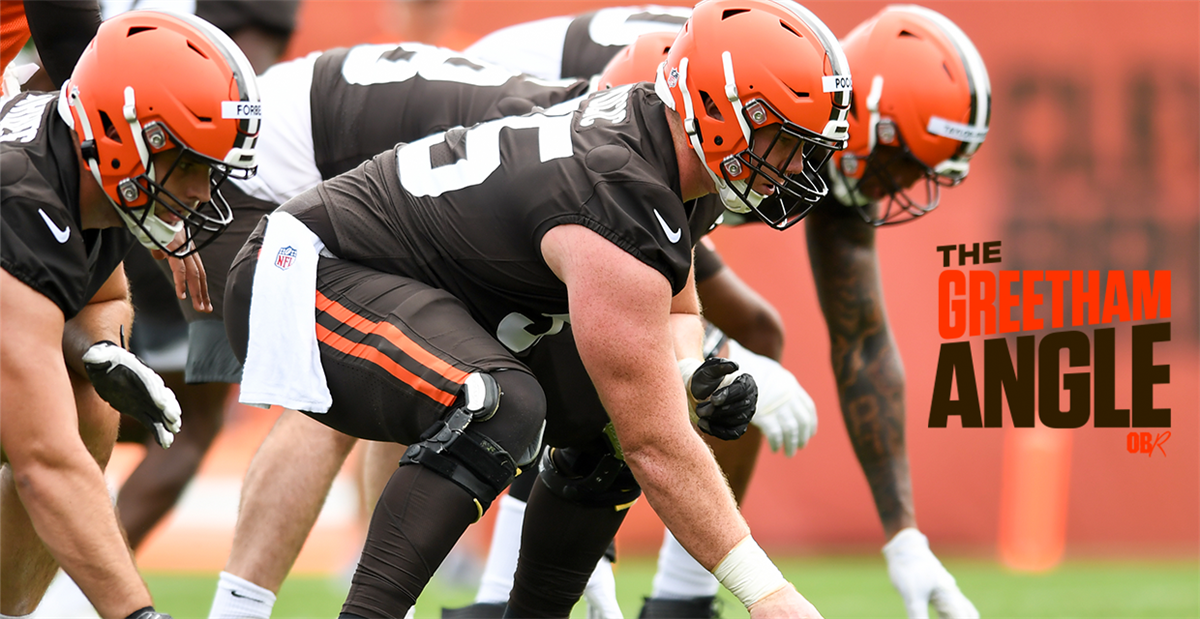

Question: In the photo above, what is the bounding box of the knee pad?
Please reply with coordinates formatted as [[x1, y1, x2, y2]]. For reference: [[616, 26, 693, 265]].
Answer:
[[399, 373, 517, 519], [537, 445, 642, 510]]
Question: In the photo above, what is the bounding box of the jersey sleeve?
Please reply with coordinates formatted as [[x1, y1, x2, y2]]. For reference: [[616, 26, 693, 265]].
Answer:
[[0, 150, 92, 317], [574, 175, 694, 296]]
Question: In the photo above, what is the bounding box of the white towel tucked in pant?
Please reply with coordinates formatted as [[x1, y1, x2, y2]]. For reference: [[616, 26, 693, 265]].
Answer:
[[239, 211, 333, 413]]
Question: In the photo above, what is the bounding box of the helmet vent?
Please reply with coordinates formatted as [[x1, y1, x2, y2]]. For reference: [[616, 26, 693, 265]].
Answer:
[[699, 91, 724, 121], [899, 30, 921, 38], [187, 41, 209, 59], [722, 8, 750, 20], [778, 20, 803, 38], [942, 62, 954, 80], [99, 111, 122, 142], [788, 87, 810, 99], [126, 26, 156, 36]]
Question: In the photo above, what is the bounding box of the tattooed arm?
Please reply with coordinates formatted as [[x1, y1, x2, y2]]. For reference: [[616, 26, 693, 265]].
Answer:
[[805, 204, 915, 538]]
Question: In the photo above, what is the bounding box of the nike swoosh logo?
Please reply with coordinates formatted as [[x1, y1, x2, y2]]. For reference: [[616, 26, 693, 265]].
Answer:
[[38, 208, 70, 243], [653, 209, 682, 244], [230, 590, 265, 603]]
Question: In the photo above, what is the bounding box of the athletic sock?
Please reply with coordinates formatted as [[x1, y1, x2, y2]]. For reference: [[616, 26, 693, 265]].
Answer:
[[475, 494, 527, 604], [209, 571, 276, 619], [650, 529, 720, 599], [583, 556, 623, 619]]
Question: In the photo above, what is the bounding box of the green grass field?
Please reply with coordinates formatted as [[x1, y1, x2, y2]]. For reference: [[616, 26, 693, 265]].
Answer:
[[145, 556, 1199, 618]]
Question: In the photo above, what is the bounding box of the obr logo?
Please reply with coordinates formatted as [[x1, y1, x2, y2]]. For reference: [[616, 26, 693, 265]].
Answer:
[[1126, 431, 1169, 457]]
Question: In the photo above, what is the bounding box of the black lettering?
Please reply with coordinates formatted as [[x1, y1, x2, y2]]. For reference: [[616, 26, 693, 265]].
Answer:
[[929, 342, 982, 428], [1038, 330, 1091, 428], [982, 241, 1002, 264], [1093, 327, 1129, 427], [983, 336, 1034, 427], [936, 245, 956, 267], [959, 243, 980, 265], [1132, 321, 1171, 427]]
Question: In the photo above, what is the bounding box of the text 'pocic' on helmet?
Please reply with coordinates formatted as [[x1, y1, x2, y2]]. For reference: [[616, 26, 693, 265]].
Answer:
[[59, 10, 261, 256], [829, 4, 990, 226], [654, 0, 852, 230]]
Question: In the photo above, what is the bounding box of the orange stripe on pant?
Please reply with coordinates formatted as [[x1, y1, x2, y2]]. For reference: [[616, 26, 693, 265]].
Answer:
[[316, 291, 469, 384], [315, 323, 460, 407]]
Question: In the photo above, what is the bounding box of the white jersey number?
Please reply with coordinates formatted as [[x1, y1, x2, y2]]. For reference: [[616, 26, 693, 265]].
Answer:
[[497, 311, 571, 353], [587, 6, 690, 47], [341, 42, 521, 88], [0, 94, 53, 144], [395, 99, 579, 197]]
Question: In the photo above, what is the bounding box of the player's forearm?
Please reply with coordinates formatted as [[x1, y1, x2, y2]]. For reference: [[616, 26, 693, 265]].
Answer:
[[833, 342, 916, 538], [62, 297, 133, 377], [8, 449, 151, 617], [623, 426, 749, 570], [806, 209, 915, 537], [591, 342, 747, 569]]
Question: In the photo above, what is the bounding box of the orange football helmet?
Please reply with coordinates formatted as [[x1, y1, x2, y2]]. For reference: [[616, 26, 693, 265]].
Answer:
[[61, 10, 260, 256], [829, 5, 990, 225], [596, 30, 677, 91], [655, 0, 851, 230]]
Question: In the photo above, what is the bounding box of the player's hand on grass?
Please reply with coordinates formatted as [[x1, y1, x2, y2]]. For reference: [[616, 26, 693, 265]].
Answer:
[[884, 528, 980, 619], [747, 583, 823, 619], [726, 340, 817, 456]]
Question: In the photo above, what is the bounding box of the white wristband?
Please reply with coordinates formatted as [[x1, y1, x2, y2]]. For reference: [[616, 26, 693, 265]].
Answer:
[[712, 535, 789, 608], [677, 357, 703, 387]]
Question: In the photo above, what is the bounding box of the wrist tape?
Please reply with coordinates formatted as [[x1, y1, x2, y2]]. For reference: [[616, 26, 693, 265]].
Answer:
[[712, 535, 789, 608]]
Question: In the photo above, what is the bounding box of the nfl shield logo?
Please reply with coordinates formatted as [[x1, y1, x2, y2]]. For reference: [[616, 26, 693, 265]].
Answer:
[[275, 246, 297, 270]]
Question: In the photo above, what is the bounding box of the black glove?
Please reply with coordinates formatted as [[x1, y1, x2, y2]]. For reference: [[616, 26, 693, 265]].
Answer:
[[127, 606, 173, 619], [83, 341, 181, 449], [687, 357, 758, 441]]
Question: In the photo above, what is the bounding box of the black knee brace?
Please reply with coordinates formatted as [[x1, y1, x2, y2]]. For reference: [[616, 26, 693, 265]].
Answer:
[[399, 373, 518, 518], [537, 444, 642, 510]]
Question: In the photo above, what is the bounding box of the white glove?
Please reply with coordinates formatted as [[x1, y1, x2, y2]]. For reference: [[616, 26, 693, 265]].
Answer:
[[883, 528, 979, 619], [82, 341, 182, 449], [725, 340, 817, 456]]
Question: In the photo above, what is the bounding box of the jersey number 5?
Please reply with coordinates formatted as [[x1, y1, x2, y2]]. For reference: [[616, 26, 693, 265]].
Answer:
[[395, 105, 577, 197]]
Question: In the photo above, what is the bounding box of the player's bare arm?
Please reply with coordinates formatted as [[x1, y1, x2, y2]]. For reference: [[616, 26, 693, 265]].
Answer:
[[543, 223, 747, 569], [61, 265, 133, 376], [542, 223, 817, 618], [668, 257, 705, 360], [0, 270, 152, 619], [805, 204, 914, 537]]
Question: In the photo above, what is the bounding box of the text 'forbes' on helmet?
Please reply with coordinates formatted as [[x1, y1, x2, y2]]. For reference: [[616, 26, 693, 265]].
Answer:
[[830, 4, 990, 225], [652, 0, 852, 230], [59, 9, 262, 256]]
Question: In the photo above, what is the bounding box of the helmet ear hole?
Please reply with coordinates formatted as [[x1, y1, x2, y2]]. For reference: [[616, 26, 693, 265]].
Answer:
[[99, 111, 122, 142], [698, 91, 724, 121]]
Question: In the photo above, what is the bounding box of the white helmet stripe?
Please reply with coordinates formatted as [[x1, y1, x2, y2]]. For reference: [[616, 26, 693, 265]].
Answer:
[[887, 5, 990, 155], [676, 56, 730, 202], [773, 0, 853, 114], [123, 87, 152, 172], [160, 10, 262, 155], [721, 51, 752, 144], [866, 75, 884, 154]]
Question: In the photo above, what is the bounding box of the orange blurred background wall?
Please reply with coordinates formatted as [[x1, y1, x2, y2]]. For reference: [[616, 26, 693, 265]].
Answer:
[[284, 0, 1200, 557], [130, 1, 1198, 569]]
